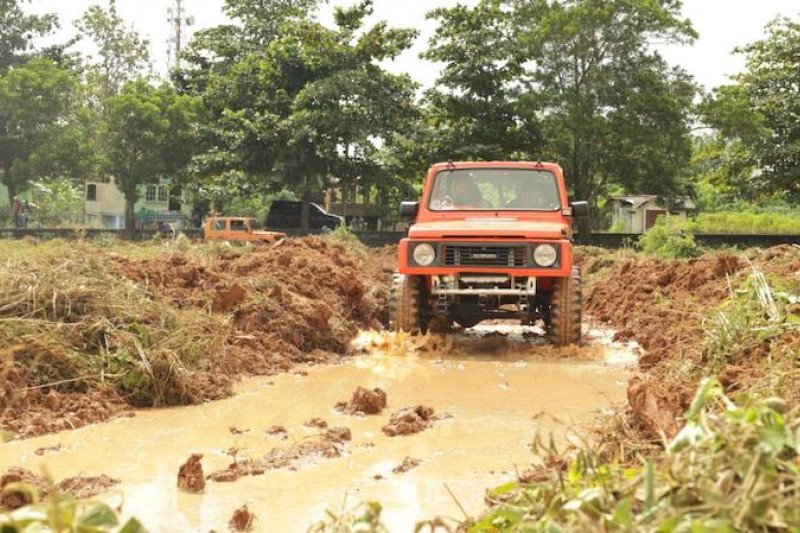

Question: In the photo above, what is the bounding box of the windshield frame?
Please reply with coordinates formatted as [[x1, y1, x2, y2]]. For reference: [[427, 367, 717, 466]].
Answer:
[[426, 167, 562, 212]]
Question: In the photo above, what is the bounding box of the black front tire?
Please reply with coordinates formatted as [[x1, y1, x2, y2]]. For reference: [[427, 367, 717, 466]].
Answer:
[[387, 274, 426, 332], [548, 267, 582, 346]]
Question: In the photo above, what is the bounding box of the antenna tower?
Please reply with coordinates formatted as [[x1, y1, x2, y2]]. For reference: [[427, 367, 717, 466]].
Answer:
[[167, 0, 194, 71]]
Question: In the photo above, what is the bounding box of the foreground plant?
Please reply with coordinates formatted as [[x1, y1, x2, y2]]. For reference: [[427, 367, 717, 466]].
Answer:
[[474, 378, 800, 531], [0, 488, 145, 532]]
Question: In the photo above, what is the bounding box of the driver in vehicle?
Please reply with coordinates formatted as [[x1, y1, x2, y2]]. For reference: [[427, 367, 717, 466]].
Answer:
[[449, 175, 489, 208]]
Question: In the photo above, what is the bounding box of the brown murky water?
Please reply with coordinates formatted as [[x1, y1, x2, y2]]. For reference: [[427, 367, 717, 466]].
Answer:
[[0, 326, 636, 531]]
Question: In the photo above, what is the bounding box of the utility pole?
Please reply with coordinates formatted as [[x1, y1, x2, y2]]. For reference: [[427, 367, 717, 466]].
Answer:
[[167, 0, 194, 71]]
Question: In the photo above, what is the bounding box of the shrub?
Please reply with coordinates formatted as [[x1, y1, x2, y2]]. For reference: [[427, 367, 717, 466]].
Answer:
[[637, 219, 699, 259], [0, 489, 145, 532], [686, 210, 800, 235], [473, 379, 800, 532]]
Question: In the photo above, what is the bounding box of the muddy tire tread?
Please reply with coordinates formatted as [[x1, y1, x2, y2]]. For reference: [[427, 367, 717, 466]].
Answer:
[[388, 274, 424, 332], [549, 266, 582, 346]]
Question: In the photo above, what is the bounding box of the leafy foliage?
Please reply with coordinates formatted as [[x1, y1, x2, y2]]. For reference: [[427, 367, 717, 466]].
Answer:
[[0, 487, 145, 532], [474, 379, 800, 531], [29, 177, 84, 227], [179, 0, 418, 217], [0, 0, 58, 72], [414, 2, 539, 165], [701, 16, 800, 201], [637, 218, 699, 259], [101, 80, 201, 229], [0, 59, 90, 202], [705, 268, 800, 371], [74, 0, 151, 96]]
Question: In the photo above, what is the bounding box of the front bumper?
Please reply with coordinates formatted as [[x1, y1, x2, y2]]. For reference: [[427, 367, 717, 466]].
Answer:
[[397, 239, 572, 278], [429, 274, 537, 296]]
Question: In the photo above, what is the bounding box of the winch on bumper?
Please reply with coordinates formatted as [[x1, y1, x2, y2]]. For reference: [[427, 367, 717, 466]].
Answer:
[[430, 274, 537, 296]]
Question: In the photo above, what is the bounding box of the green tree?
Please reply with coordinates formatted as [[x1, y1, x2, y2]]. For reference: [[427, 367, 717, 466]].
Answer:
[[702, 16, 800, 201], [222, 0, 321, 45], [75, 0, 150, 96], [0, 59, 89, 203], [0, 0, 58, 72], [418, 1, 540, 163], [101, 81, 200, 232], [180, 0, 418, 225], [285, 2, 419, 215], [511, 0, 697, 207]]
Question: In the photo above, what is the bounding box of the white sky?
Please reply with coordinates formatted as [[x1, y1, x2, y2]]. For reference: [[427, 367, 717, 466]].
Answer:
[[29, 0, 800, 92]]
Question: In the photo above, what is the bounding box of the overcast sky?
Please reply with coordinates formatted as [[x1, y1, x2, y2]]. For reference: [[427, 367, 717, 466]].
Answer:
[[29, 0, 800, 92]]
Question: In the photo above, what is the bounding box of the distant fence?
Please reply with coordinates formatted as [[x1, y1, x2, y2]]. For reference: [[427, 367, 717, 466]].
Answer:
[[0, 227, 798, 249]]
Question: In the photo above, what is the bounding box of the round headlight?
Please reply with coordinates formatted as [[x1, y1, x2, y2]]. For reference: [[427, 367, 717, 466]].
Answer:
[[413, 243, 436, 266], [533, 244, 558, 267]]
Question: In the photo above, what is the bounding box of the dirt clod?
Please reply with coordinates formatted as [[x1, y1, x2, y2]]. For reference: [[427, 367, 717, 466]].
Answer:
[[34, 443, 63, 456], [337, 387, 388, 415], [382, 405, 437, 437], [0, 467, 48, 510], [56, 475, 120, 499], [392, 457, 421, 474], [177, 454, 205, 493], [303, 417, 328, 429], [265, 425, 288, 439], [213, 283, 247, 313], [210, 438, 344, 482], [324, 426, 352, 442], [229, 504, 256, 531], [0, 467, 119, 510]]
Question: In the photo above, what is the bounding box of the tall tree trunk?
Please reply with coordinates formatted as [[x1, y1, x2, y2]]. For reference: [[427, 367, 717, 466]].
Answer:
[[299, 184, 310, 231], [124, 194, 136, 240]]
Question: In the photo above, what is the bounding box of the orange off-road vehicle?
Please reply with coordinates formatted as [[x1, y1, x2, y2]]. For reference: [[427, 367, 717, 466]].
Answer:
[[203, 216, 285, 244], [388, 161, 589, 345]]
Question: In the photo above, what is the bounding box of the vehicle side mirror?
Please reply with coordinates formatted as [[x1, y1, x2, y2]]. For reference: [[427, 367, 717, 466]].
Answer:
[[400, 201, 419, 222], [570, 201, 589, 218]]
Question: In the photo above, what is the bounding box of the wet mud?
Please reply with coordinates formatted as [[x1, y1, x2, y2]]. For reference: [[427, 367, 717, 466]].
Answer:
[[0, 324, 634, 531], [0, 467, 119, 510]]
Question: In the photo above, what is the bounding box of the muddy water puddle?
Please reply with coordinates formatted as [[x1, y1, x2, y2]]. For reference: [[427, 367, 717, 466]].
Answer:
[[0, 325, 636, 531]]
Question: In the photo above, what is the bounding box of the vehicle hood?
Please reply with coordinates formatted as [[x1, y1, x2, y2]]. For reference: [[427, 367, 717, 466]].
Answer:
[[408, 219, 568, 240]]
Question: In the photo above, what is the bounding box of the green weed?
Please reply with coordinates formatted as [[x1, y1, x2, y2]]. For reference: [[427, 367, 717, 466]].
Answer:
[[472, 379, 800, 532], [637, 219, 699, 259]]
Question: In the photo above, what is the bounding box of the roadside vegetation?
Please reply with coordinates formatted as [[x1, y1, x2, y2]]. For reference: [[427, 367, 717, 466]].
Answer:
[[473, 248, 800, 530], [0, 235, 392, 439]]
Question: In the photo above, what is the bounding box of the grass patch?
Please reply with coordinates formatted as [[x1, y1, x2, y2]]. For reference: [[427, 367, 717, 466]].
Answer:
[[475, 379, 800, 531]]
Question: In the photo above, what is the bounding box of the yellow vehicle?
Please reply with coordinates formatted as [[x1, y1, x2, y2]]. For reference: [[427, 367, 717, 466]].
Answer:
[[203, 216, 285, 243]]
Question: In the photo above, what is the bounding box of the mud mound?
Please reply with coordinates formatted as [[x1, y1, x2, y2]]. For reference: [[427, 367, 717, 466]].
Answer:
[[230, 504, 256, 531], [1, 388, 126, 439], [0, 236, 391, 439], [585, 245, 800, 443], [324, 426, 352, 442], [392, 457, 421, 474], [56, 474, 120, 500], [0, 467, 48, 510], [265, 425, 288, 439], [586, 252, 745, 370], [303, 417, 328, 429], [336, 387, 388, 415], [0, 467, 119, 510], [382, 406, 439, 437], [209, 436, 344, 482], [177, 454, 205, 493]]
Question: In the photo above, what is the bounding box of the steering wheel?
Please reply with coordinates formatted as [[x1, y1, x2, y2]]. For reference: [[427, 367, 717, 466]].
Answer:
[[439, 195, 455, 210]]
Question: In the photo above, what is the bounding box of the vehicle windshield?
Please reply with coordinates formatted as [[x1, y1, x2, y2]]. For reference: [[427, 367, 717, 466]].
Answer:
[[428, 168, 561, 211]]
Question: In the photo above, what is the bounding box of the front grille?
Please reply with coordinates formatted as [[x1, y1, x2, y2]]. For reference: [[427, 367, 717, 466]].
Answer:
[[442, 245, 527, 267]]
